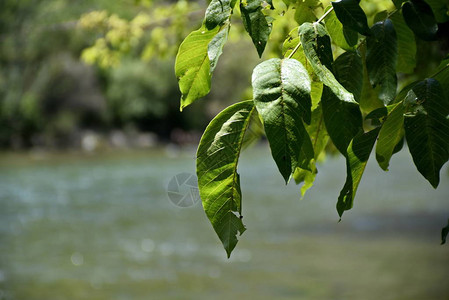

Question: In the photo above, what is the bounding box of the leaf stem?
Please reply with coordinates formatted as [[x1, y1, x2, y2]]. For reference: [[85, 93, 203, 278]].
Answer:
[[315, 6, 334, 24], [287, 7, 334, 59], [287, 41, 302, 59], [430, 63, 449, 78]]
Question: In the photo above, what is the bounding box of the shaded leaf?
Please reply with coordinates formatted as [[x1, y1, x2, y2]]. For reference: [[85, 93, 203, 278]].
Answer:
[[175, 25, 220, 111], [252, 58, 314, 183], [393, 0, 406, 8], [333, 51, 363, 103], [331, 0, 371, 36], [325, 9, 357, 51], [442, 219, 449, 245], [434, 58, 449, 100], [321, 86, 363, 155], [299, 22, 356, 103], [205, 0, 235, 30], [376, 102, 405, 171], [373, 10, 389, 23], [390, 12, 416, 74], [402, 0, 438, 41], [196, 100, 255, 257], [337, 127, 380, 217], [366, 19, 398, 104], [359, 43, 384, 114], [241, 0, 272, 57], [404, 78, 449, 188], [365, 103, 398, 125], [208, 25, 230, 72], [425, 0, 449, 23]]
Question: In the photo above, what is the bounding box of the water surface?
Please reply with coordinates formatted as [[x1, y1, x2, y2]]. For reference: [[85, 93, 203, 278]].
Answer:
[[0, 146, 448, 299]]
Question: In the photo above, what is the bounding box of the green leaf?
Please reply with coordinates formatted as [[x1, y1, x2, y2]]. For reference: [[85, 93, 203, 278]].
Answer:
[[366, 19, 398, 105], [241, 108, 265, 149], [299, 22, 356, 104], [393, 0, 406, 8], [293, 161, 317, 197], [266, 0, 275, 9], [294, 0, 318, 25], [325, 9, 357, 51], [373, 10, 389, 23], [208, 25, 230, 72], [196, 100, 255, 258], [321, 86, 363, 155], [240, 0, 272, 57], [333, 51, 363, 103], [175, 25, 220, 111], [282, 28, 323, 108], [434, 58, 449, 98], [282, 27, 301, 58], [390, 12, 416, 74], [442, 219, 449, 245], [205, 0, 235, 30], [337, 127, 380, 217], [402, 0, 438, 41], [293, 104, 329, 197], [331, 0, 371, 36], [359, 43, 384, 114], [252, 58, 314, 183], [425, 0, 449, 23], [376, 102, 405, 171], [300, 22, 363, 156], [404, 78, 449, 188]]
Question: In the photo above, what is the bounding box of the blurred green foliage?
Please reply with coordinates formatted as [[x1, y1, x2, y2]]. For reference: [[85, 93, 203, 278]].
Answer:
[[0, 0, 210, 148]]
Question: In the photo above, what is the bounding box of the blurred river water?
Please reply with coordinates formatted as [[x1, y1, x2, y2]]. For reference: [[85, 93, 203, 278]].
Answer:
[[0, 145, 448, 299]]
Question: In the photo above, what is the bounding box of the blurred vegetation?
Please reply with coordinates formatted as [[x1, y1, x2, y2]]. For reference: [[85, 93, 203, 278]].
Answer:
[[0, 0, 447, 149], [0, 0, 254, 149]]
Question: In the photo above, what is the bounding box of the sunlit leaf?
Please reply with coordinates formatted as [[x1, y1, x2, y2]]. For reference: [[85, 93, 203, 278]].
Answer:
[[299, 22, 356, 104], [402, 0, 438, 41], [337, 127, 380, 217], [252, 58, 314, 183], [404, 78, 449, 188], [331, 0, 371, 36], [366, 19, 398, 104], [293, 104, 329, 197], [196, 100, 255, 257], [175, 25, 220, 111], [376, 101, 405, 171], [294, 0, 318, 25]]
